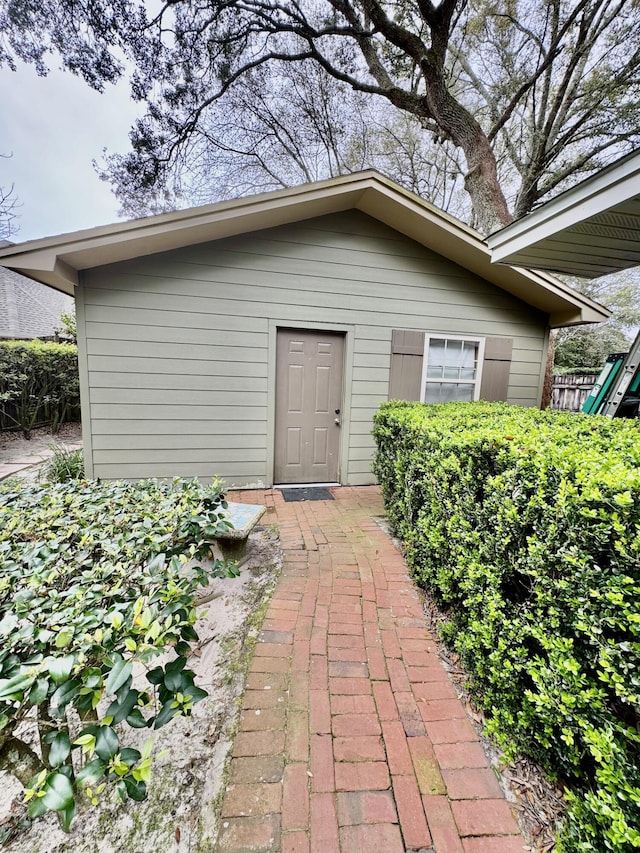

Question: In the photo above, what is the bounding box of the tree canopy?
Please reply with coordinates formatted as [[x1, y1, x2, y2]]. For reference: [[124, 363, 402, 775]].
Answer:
[[0, 183, 18, 240], [554, 269, 640, 371], [0, 154, 19, 240], [2, 0, 640, 233]]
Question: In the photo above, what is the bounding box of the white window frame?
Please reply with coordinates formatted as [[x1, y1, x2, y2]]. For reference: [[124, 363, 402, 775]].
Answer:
[[419, 334, 486, 404]]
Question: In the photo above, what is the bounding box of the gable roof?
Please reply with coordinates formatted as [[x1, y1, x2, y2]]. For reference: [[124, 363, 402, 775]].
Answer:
[[0, 264, 74, 340], [0, 171, 608, 327], [488, 149, 640, 278]]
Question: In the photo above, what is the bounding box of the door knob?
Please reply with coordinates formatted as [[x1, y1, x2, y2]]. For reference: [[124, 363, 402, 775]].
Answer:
[[334, 418, 341, 426]]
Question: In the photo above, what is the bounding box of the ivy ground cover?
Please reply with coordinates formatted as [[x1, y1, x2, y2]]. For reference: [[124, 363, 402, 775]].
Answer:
[[373, 401, 640, 852], [0, 477, 237, 831]]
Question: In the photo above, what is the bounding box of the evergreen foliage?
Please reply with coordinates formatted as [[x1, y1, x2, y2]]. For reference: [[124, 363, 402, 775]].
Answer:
[[0, 477, 237, 828], [373, 401, 640, 850], [0, 341, 80, 437]]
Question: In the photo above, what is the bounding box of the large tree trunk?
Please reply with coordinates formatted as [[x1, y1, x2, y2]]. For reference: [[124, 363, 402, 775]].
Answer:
[[420, 72, 513, 235], [541, 331, 556, 409], [463, 140, 513, 235]]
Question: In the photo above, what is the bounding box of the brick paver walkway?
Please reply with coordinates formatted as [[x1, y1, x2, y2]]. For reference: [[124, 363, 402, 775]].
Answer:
[[219, 486, 526, 853]]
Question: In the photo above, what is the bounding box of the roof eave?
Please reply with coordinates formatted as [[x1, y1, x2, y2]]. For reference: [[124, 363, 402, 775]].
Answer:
[[488, 150, 640, 277], [0, 171, 609, 325]]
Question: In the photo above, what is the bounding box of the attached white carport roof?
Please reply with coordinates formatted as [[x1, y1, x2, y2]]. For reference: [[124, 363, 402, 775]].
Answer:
[[0, 170, 608, 327], [488, 149, 640, 278]]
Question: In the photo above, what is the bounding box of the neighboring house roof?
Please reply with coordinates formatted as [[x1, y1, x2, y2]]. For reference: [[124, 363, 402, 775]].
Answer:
[[0, 171, 608, 327], [0, 264, 74, 340], [488, 149, 640, 278]]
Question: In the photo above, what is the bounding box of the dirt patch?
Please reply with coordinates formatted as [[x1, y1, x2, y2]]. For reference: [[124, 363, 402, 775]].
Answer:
[[0, 423, 83, 463], [0, 525, 282, 853]]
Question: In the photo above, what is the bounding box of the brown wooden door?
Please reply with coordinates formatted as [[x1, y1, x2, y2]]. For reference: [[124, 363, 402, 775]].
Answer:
[[275, 329, 345, 484]]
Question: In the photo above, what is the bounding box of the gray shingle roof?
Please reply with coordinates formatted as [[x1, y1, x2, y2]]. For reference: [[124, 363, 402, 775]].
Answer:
[[0, 266, 74, 340]]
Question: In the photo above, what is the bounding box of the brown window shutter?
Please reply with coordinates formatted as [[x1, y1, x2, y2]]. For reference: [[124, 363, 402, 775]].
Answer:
[[389, 330, 425, 401], [479, 337, 513, 401]]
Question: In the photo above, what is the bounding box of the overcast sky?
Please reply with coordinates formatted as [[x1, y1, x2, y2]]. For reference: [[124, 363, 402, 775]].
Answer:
[[1, 63, 141, 243]]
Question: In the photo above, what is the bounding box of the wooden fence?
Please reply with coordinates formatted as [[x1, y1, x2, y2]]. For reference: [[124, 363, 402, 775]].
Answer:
[[551, 373, 599, 412]]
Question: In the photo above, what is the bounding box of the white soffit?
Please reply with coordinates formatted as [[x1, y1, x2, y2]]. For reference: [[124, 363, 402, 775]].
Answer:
[[0, 171, 609, 326], [488, 150, 640, 278]]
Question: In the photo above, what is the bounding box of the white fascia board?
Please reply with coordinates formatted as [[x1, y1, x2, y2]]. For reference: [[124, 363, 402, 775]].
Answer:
[[488, 150, 640, 263]]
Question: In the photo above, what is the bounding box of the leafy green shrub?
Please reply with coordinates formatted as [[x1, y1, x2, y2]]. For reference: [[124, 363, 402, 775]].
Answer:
[[55, 309, 77, 344], [0, 341, 80, 437], [373, 401, 640, 851], [0, 477, 237, 829], [553, 368, 602, 376], [40, 444, 85, 483]]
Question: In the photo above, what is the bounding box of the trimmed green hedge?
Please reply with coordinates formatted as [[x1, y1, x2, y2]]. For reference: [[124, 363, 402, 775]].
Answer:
[[0, 341, 80, 436], [372, 401, 640, 851]]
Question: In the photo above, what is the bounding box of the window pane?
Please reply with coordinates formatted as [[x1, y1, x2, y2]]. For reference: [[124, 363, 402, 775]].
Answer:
[[443, 339, 462, 366], [462, 341, 477, 368], [455, 383, 474, 402], [424, 382, 443, 403], [443, 366, 460, 379], [425, 381, 475, 403], [428, 339, 446, 366], [460, 367, 476, 380], [426, 365, 444, 378], [441, 383, 461, 402]]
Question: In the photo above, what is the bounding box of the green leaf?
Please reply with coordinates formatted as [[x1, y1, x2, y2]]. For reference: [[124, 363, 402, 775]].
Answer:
[[27, 793, 49, 820], [145, 553, 166, 573], [28, 677, 50, 706], [153, 700, 180, 730], [119, 748, 142, 766], [123, 776, 147, 802], [141, 737, 154, 761], [41, 772, 74, 812], [163, 657, 187, 691], [146, 666, 164, 686], [82, 668, 102, 690], [59, 800, 76, 832], [125, 707, 149, 728], [94, 725, 119, 761], [105, 655, 132, 696], [48, 732, 72, 767], [0, 612, 18, 636], [47, 655, 74, 685], [106, 688, 139, 725], [184, 685, 207, 704], [0, 671, 35, 701], [50, 680, 80, 716], [75, 758, 106, 785], [180, 625, 198, 642], [54, 629, 73, 649]]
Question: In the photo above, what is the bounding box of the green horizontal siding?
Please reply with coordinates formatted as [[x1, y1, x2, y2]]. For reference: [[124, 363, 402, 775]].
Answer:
[[89, 372, 266, 392], [93, 433, 266, 450], [81, 210, 547, 485], [91, 418, 265, 436]]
